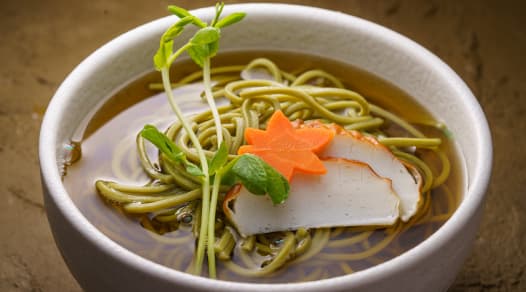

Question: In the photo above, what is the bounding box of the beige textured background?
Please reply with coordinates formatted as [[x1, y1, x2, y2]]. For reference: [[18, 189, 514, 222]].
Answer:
[[1, 0, 524, 291]]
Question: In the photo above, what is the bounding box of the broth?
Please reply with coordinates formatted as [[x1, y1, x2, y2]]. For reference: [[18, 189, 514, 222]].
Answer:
[[63, 51, 464, 283]]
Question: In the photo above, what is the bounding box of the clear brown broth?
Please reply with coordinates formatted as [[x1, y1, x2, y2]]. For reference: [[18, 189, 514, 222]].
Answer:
[[63, 51, 464, 283]]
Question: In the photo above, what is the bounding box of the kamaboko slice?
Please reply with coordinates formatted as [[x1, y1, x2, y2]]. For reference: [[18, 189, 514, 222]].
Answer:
[[300, 122, 422, 221], [223, 158, 399, 236]]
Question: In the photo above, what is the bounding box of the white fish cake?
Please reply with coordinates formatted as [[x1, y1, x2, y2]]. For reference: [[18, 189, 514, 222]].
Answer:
[[297, 121, 422, 221], [224, 158, 400, 236]]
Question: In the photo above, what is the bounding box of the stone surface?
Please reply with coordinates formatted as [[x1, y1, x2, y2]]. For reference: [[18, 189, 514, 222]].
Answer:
[[0, 0, 524, 291]]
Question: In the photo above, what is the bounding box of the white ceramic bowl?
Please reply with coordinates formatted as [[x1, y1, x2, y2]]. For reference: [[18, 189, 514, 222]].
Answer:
[[39, 3, 492, 291]]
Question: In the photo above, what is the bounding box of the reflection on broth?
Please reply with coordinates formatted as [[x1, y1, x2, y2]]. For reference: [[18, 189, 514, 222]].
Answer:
[[63, 51, 464, 283]]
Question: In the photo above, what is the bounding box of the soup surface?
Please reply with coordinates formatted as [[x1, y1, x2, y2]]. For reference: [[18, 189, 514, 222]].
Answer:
[[63, 51, 464, 283]]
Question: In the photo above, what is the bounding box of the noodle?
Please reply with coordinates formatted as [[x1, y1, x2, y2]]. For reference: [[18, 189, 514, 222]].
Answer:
[[89, 57, 456, 281]]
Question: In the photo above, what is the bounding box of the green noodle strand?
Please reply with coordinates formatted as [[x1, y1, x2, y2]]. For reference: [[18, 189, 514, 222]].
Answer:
[[245, 58, 283, 83], [378, 137, 442, 148], [123, 189, 201, 213], [240, 87, 370, 124], [223, 232, 295, 276], [291, 70, 344, 88]]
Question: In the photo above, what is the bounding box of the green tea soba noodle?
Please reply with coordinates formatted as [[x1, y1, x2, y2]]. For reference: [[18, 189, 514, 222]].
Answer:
[[94, 56, 454, 279]]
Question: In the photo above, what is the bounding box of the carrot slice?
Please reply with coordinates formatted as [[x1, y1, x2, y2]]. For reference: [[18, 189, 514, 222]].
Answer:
[[238, 110, 334, 181]]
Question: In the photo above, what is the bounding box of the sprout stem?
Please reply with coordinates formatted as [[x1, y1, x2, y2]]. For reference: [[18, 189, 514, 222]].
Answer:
[[202, 57, 224, 145], [203, 56, 225, 279], [161, 67, 211, 275], [207, 172, 222, 278]]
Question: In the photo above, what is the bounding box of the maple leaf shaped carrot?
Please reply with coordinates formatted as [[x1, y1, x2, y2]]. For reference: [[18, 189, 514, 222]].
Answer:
[[238, 110, 335, 181]]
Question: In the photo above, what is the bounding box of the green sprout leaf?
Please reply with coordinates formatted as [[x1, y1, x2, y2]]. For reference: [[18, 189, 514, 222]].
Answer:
[[187, 27, 221, 67], [163, 16, 194, 40], [140, 125, 203, 177], [191, 27, 220, 46], [188, 42, 219, 67], [140, 125, 184, 162], [168, 5, 207, 28], [208, 141, 229, 175], [186, 163, 205, 177], [187, 45, 208, 68], [221, 154, 290, 204], [153, 16, 196, 70], [167, 5, 191, 18], [214, 12, 246, 28], [210, 2, 225, 27], [153, 39, 173, 70]]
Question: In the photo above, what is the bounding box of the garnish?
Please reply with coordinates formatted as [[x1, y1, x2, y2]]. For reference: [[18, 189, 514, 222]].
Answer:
[[152, 2, 245, 278], [238, 110, 335, 181], [221, 154, 289, 205], [140, 125, 203, 177], [207, 141, 229, 176]]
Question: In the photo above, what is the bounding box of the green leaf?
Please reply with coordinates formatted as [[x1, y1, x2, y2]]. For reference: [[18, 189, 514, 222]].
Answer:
[[210, 2, 225, 27], [167, 5, 191, 18], [207, 41, 219, 59], [187, 44, 208, 67], [167, 5, 206, 28], [191, 27, 220, 46], [231, 155, 268, 195], [140, 125, 204, 177], [209, 142, 229, 175], [263, 163, 290, 204], [221, 154, 290, 204], [154, 15, 198, 70], [153, 40, 174, 71], [186, 162, 205, 176], [220, 169, 236, 186], [187, 27, 220, 67], [162, 25, 182, 43], [208, 40, 219, 57], [187, 44, 218, 68], [219, 155, 238, 186], [162, 16, 193, 41], [214, 12, 246, 28], [153, 46, 167, 70], [140, 125, 184, 162]]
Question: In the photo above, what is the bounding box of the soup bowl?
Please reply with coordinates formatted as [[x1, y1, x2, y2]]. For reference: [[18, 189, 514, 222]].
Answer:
[[39, 3, 492, 291]]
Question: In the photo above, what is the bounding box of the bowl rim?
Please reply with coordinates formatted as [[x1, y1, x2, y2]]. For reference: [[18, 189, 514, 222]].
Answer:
[[39, 3, 493, 291]]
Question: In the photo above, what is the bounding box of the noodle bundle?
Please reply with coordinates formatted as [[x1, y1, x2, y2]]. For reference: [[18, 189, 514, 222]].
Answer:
[[92, 57, 455, 281]]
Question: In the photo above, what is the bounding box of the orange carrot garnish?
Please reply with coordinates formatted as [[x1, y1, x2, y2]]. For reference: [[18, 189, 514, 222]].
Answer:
[[238, 110, 335, 181]]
